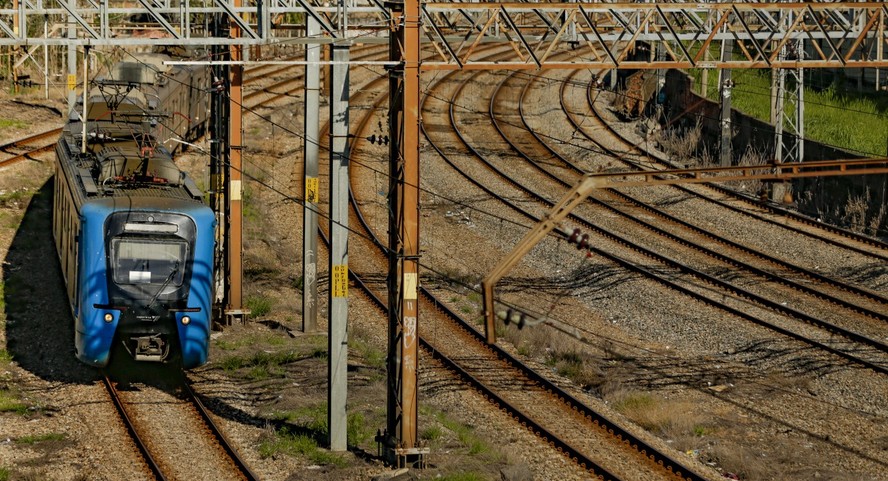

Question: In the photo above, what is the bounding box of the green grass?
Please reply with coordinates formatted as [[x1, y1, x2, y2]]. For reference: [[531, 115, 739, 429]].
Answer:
[[15, 433, 66, 445], [266, 404, 372, 446], [436, 474, 488, 481], [351, 338, 386, 370], [242, 185, 259, 222], [0, 189, 30, 208], [696, 69, 888, 156], [0, 389, 28, 415], [0, 119, 27, 130], [420, 425, 444, 443], [425, 407, 491, 456], [219, 349, 302, 379], [245, 295, 274, 318], [258, 426, 348, 467], [346, 411, 373, 446], [0, 466, 9, 481], [214, 332, 290, 351], [268, 404, 328, 432]]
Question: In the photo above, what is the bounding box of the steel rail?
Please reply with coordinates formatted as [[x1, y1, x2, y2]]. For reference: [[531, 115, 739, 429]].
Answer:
[[411, 55, 712, 481], [504, 69, 888, 320], [440, 65, 888, 374], [102, 375, 168, 481], [181, 381, 261, 481], [322, 53, 703, 480], [583, 79, 888, 258], [0, 127, 62, 169], [551, 70, 888, 308]]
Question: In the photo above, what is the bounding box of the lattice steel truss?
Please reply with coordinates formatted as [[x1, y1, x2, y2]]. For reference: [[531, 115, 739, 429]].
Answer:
[[1, 1, 888, 72]]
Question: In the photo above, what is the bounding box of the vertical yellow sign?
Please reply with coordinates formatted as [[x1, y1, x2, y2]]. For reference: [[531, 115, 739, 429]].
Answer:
[[306, 177, 319, 203], [332, 265, 348, 297], [67, 74, 76, 92]]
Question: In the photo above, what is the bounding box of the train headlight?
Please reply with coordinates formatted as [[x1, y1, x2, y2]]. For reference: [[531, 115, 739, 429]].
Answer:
[[103, 313, 114, 323], [181, 316, 191, 325]]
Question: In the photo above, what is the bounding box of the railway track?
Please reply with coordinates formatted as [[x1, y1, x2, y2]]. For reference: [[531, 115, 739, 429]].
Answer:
[[498, 71, 888, 352], [576, 70, 888, 259], [437, 66, 888, 374], [0, 127, 62, 169], [103, 374, 259, 481], [412, 64, 886, 476], [334, 51, 719, 480], [0, 46, 386, 171]]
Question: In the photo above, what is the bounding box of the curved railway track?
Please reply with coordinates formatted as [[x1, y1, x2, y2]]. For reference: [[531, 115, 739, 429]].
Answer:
[[489, 70, 888, 363], [415, 62, 887, 479], [575, 70, 888, 258], [430, 66, 888, 375], [0, 127, 62, 168], [332, 50, 718, 481], [102, 374, 259, 481], [0, 47, 387, 171]]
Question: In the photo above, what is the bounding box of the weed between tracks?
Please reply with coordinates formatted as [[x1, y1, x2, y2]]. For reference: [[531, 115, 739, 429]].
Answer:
[[420, 406, 494, 458], [0, 119, 26, 130]]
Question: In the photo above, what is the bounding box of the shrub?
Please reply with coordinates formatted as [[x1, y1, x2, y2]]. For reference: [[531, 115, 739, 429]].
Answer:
[[246, 295, 274, 318]]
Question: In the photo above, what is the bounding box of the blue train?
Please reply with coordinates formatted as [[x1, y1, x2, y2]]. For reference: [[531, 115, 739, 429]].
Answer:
[[53, 51, 216, 369]]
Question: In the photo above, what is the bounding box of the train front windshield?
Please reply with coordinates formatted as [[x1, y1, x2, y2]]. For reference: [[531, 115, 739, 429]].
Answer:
[[111, 238, 187, 286]]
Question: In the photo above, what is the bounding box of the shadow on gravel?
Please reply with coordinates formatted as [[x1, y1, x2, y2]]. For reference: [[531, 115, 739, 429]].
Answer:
[[3, 179, 99, 384]]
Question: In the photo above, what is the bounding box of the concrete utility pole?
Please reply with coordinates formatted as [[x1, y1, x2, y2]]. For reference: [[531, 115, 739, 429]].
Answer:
[[302, 16, 321, 334], [328, 43, 350, 452], [383, 0, 427, 468]]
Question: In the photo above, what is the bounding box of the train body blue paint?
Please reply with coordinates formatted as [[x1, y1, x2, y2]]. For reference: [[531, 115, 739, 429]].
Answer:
[[53, 50, 215, 369]]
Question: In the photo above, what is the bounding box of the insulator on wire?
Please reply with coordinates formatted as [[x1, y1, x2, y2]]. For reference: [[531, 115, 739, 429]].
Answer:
[[212, 77, 225, 93], [367, 134, 389, 146], [567, 228, 581, 244], [497, 308, 528, 329]]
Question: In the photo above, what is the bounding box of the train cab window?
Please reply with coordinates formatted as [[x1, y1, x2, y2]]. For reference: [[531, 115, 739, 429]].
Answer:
[[111, 238, 187, 286]]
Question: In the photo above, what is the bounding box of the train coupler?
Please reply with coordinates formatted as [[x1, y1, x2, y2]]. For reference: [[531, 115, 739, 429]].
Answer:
[[127, 334, 170, 362]]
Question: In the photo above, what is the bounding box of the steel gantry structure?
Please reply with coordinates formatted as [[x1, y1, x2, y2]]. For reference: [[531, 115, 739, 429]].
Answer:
[[5, 0, 888, 468]]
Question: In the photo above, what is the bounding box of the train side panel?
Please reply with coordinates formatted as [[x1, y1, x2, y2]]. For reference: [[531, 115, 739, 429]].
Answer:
[[52, 146, 83, 317]]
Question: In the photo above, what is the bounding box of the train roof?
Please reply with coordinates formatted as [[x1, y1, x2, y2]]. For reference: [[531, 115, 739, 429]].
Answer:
[[106, 53, 173, 84], [57, 126, 205, 203]]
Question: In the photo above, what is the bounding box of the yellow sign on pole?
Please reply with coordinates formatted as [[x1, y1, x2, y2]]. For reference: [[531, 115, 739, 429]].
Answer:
[[67, 74, 76, 92], [306, 177, 319, 203], [332, 264, 348, 297]]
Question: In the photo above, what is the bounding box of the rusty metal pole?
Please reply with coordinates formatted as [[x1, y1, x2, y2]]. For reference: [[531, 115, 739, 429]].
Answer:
[[382, 0, 427, 468], [302, 17, 321, 333], [227, 3, 245, 323]]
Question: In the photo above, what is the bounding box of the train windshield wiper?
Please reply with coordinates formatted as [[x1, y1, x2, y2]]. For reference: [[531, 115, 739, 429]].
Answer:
[[145, 260, 179, 311]]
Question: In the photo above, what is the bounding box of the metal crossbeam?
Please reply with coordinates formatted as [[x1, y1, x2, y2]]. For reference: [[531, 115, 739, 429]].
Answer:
[[419, 2, 888, 70], [3, 1, 888, 72]]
